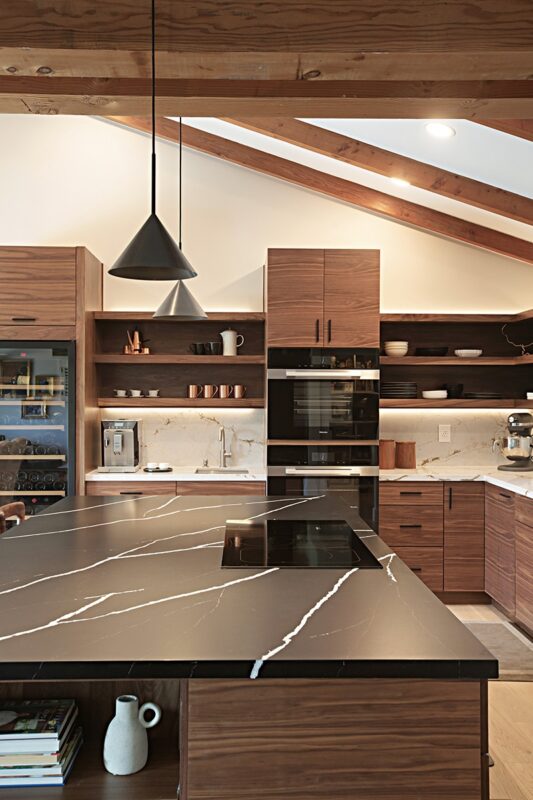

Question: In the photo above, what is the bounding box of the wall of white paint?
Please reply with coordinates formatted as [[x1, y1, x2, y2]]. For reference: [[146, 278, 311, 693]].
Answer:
[[0, 114, 532, 314]]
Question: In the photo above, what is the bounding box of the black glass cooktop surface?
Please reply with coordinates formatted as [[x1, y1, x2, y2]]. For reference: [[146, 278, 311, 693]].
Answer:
[[222, 519, 383, 569]]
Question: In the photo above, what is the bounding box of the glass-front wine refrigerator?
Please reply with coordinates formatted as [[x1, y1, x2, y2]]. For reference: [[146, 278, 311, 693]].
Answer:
[[0, 342, 75, 516]]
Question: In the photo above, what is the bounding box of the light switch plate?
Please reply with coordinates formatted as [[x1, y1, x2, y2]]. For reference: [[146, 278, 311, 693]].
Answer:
[[439, 424, 451, 443]]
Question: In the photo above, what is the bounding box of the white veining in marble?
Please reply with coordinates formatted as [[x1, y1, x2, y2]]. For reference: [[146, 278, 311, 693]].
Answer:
[[99, 408, 265, 471], [379, 466, 533, 498], [380, 410, 512, 467]]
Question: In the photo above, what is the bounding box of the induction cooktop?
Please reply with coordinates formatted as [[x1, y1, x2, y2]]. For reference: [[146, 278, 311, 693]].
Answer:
[[221, 519, 382, 569]]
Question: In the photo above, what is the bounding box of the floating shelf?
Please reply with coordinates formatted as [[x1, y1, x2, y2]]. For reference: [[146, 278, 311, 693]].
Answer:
[[0, 384, 65, 391], [0, 454, 66, 461], [380, 356, 521, 366], [380, 310, 533, 323], [0, 399, 65, 406], [0, 424, 65, 430], [380, 399, 521, 409], [0, 490, 66, 496], [94, 311, 265, 321], [98, 397, 264, 408], [94, 354, 265, 365]]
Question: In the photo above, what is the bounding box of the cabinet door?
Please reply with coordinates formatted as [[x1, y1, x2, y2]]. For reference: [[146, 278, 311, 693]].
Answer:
[[324, 250, 379, 347], [485, 485, 515, 614], [443, 482, 485, 591], [515, 496, 533, 634], [267, 249, 324, 347], [0, 247, 77, 325]]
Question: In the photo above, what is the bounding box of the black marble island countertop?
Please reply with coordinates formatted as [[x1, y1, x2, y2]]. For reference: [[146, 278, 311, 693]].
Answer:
[[0, 495, 497, 681]]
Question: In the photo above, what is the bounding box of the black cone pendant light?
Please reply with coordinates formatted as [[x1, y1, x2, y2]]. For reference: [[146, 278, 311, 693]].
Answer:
[[153, 118, 207, 319], [109, 0, 197, 281]]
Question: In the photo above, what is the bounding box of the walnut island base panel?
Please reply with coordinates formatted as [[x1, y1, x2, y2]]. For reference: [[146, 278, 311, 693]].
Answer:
[[0, 495, 496, 800]]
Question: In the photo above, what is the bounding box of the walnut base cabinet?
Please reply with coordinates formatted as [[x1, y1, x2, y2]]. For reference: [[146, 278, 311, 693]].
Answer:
[[444, 482, 485, 591], [485, 485, 516, 616], [267, 248, 379, 348], [86, 481, 266, 496], [515, 496, 533, 636]]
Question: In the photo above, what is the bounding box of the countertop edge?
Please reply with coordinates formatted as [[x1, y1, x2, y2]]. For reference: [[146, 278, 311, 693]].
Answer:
[[85, 469, 267, 482], [379, 469, 533, 498]]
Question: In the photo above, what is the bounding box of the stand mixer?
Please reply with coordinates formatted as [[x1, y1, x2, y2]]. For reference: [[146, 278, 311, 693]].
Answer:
[[493, 412, 533, 471]]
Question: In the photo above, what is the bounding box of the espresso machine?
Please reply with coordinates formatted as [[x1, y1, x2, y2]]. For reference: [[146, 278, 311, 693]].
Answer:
[[494, 412, 533, 471], [98, 420, 141, 472]]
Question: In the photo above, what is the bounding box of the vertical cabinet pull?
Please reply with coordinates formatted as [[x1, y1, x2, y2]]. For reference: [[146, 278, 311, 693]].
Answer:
[[315, 319, 320, 342], [327, 319, 332, 342], [449, 486, 453, 509]]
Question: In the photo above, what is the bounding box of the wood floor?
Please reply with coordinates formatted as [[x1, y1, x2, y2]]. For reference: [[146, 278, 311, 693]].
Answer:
[[446, 604, 533, 800]]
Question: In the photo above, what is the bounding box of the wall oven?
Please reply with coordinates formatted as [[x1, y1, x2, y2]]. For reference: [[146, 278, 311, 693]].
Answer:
[[268, 348, 379, 441], [267, 445, 379, 528]]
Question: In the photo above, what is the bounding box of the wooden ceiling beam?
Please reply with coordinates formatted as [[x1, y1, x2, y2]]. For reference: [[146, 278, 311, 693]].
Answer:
[[225, 117, 533, 225], [474, 120, 533, 142], [110, 116, 533, 266], [1, 77, 532, 117]]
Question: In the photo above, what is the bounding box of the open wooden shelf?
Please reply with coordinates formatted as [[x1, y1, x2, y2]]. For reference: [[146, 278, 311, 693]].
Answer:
[[98, 397, 264, 408], [0, 399, 65, 406], [94, 311, 265, 322], [0, 424, 65, 430], [0, 454, 66, 461], [0, 744, 179, 800], [0, 384, 65, 391], [0, 490, 66, 496], [380, 399, 521, 409], [380, 309, 533, 323], [94, 354, 265, 365], [381, 356, 521, 366]]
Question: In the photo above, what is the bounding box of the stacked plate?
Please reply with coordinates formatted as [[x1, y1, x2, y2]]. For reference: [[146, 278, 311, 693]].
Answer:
[[381, 381, 418, 399]]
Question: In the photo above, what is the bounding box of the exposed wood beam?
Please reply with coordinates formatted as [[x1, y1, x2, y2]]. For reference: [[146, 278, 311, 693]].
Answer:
[[110, 116, 533, 266], [474, 120, 533, 142], [1, 77, 532, 117], [225, 118, 533, 225]]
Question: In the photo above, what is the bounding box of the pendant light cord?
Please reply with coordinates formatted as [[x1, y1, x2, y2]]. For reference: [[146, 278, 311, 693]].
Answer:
[[151, 0, 156, 215], [179, 117, 183, 250]]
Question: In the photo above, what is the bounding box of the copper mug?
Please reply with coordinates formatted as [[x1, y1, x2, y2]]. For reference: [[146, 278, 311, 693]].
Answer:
[[203, 384, 219, 399], [187, 384, 204, 399], [219, 384, 234, 399], [233, 384, 246, 399]]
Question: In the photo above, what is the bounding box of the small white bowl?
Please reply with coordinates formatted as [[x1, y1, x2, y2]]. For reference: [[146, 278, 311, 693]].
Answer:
[[146, 462, 158, 469], [159, 462, 171, 470], [526, 392, 533, 400], [422, 390, 448, 399], [384, 340, 409, 356], [454, 349, 482, 358]]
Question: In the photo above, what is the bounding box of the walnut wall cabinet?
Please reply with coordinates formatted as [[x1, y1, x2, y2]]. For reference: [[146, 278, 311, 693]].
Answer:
[[267, 249, 380, 348], [380, 482, 485, 595]]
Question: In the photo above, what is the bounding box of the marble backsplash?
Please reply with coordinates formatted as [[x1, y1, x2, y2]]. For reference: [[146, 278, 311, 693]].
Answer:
[[379, 410, 515, 467], [100, 409, 265, 471]]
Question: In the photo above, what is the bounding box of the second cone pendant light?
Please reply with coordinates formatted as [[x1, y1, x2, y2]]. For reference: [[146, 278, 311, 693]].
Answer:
[[109, 0, 197, 281]]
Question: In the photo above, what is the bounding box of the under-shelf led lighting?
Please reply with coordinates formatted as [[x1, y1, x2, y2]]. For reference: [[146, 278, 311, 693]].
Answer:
[[425, 122, 456, 139]]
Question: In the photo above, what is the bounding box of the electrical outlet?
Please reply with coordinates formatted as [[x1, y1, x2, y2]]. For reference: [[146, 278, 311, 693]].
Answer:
[[439, 424, 451, 443]]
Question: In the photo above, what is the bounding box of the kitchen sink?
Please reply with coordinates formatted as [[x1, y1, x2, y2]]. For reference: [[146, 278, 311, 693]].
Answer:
[[195, 467, 249, 474]]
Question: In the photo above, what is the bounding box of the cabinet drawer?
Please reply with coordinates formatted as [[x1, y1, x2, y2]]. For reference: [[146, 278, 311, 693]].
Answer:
[[393, 547, 444, 592], [516, 495, 533, 529], [516, 521, 533, 634], [175, 482, 266, 495], [85, 481, 176, 496], [0, 247, 76, 325], [379, 482, 443, 506], [379, 505, 443, 547]]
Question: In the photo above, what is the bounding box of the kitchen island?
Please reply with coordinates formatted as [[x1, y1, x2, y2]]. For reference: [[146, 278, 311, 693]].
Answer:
[[0, 494, 496, 799]]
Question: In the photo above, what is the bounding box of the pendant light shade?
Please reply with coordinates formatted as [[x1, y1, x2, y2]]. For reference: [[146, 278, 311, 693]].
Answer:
[[108, 0, 197, 282], [153, 281, 207, 320], [108, 214, 197, 280]]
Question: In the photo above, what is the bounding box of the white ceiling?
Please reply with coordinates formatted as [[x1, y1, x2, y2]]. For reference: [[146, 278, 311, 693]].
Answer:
[[180, 118, 533, 242]]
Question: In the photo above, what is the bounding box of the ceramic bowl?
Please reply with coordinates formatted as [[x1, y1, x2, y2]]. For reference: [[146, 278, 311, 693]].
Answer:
[[454, 349, 482, 358], [422, 390, 448, 399], [384, 341, 409, 356]]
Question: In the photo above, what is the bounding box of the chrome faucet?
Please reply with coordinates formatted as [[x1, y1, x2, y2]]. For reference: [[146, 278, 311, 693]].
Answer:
[[218, 426, 232, 469]]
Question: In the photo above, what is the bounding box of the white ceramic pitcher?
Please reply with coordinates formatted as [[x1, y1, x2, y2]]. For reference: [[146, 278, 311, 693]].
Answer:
[[220, 327, 244, 356], [103, 694, 162, 776]]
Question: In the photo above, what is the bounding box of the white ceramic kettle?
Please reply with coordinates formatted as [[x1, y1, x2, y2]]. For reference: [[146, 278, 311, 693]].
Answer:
[[220, 328, 245, 356], [103, 694, 162, 776]]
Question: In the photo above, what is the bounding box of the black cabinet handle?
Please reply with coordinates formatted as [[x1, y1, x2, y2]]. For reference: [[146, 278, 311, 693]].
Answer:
[[12, 317, 36, 322], [411, 567, 422, 572], [120, 491, 143, 495], [400, 491, 422, 496], [449, 486, 453, 509], [500, 492, 512, 500], [400, 524, 422, 529], [315, 319, 320, 342], [327, 319, 332, 342]]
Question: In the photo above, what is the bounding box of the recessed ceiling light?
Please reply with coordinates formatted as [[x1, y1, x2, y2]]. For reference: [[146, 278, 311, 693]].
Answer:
[[390, 177, 410, 187], [425, 122, 456, 139]]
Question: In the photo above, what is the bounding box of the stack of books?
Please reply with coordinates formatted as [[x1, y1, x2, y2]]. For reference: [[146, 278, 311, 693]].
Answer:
[[0, 699, 82, 788]]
